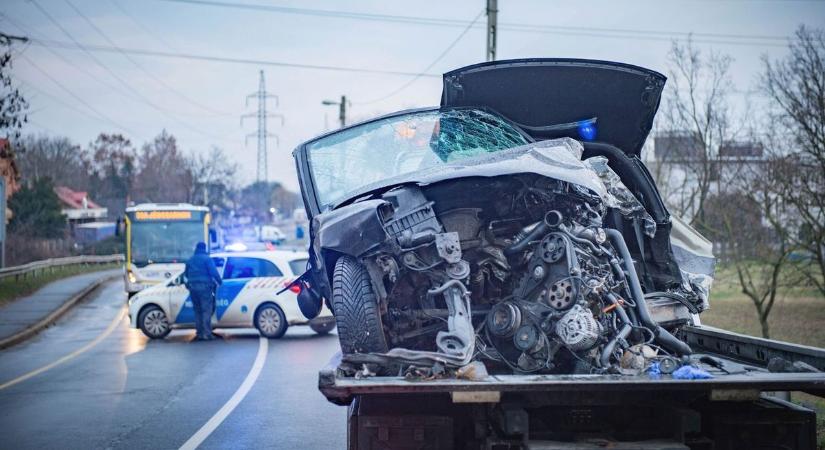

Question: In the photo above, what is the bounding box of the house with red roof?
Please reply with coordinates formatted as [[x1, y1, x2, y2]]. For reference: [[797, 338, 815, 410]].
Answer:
[[54, 186, 108, 224]]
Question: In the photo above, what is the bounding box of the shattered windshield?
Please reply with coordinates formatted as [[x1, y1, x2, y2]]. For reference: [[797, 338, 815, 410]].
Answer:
[[306, 108, 529, 210]]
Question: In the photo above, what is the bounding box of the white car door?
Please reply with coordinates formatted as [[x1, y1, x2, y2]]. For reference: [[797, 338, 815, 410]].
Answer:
[[216, 256, 284, 326], [168, 275, 193, 324]]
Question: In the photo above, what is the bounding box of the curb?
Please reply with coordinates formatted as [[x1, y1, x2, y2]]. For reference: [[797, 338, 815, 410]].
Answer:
[[0, 272, 121, 350]]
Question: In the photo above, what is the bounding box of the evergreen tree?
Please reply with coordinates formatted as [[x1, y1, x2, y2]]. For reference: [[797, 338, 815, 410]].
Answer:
[[9, 178, 66, 238]]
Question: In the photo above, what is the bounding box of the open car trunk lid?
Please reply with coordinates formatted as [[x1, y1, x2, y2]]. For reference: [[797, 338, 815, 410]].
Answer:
[[440, 58, 666, 157]]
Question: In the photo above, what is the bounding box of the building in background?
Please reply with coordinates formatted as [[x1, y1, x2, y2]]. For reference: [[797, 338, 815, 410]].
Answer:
[[53, 186, 116, 243], [0, 139, 20, 267], [54, 186, 108, 227], [0, 139, 20, 223], [74, 221, 116, 244]]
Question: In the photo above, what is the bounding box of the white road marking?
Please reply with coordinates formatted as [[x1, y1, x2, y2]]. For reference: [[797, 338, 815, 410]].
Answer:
[[0, 306, 127, 391], [179, 336, 269, 450]]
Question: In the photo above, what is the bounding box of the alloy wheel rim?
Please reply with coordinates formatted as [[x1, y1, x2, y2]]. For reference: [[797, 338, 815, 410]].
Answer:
[[259, 308, 281, 335], [144, 310, 168, 336]]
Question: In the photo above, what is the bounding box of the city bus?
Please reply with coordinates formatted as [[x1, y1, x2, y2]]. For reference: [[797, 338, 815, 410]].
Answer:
[[124, 203, 211, 297]]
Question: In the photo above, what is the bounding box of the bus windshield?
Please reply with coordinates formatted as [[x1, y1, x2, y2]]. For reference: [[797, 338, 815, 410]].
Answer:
[[130, 221, 204, 266]]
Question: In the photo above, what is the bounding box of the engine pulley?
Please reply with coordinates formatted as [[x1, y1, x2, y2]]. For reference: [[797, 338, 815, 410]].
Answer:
[[540, 234, 566, 263], [513, 324, 541, 352], [487, 302, 521, 338], [544, 279, 576, 310]]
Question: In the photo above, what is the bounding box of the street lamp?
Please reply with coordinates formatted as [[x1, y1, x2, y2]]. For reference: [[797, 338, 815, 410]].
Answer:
[[321, 95, 349, 128]]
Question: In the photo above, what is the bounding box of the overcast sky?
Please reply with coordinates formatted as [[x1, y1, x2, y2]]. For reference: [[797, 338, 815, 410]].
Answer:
[[3, 0, 824, 191]]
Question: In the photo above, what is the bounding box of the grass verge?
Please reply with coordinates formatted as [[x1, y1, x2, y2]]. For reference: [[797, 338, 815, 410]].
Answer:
[[701, 267, 825, 446], [0, 263, 120, 308]]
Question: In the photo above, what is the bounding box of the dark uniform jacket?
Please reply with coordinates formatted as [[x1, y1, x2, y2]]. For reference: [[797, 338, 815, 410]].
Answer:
[[184, 249, 222, 291]]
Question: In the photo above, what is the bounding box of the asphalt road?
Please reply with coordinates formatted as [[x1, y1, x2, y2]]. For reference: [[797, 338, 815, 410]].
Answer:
[[0, 280, 347, 449]]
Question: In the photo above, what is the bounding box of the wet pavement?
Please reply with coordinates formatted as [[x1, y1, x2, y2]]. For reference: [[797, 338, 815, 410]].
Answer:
[[0, 280, 346, 449], [0, 269, 120, 343]]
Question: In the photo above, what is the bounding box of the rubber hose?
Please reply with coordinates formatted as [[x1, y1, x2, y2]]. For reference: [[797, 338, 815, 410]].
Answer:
[[504, 221, 548, 257], [604, 229, 692, 356], [600, 293, 632, 368]]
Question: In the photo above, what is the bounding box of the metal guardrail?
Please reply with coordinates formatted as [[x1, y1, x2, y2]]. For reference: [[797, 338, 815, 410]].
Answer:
[[0, 254, 124, 281]]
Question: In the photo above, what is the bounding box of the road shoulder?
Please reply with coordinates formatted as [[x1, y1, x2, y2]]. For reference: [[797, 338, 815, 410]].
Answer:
[[0, 269, 121, 349]]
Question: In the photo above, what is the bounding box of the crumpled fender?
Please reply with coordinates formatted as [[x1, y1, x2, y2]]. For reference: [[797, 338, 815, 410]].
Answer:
[[315, 199, 390, 257]]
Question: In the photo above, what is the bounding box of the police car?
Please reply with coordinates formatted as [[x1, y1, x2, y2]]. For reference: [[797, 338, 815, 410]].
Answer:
[[128, 250, 335, 339]]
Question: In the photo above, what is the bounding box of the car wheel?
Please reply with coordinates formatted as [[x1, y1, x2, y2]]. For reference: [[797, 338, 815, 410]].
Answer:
[[309, 319, 336, 335], [332, 256, 388, 354], [255, 304, 288, 339], [138, 305, 171, 339]]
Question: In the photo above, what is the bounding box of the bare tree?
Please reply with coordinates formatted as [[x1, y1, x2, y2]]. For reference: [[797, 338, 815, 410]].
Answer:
[[761, 26, 825, 296], [657, 38, 802, 337], [133, 130, 193, 203], [0, 34, 27, 140], [14, 134, 90, 190], [188, 147, 237, 210], [87, 133, 136, 217], [712, 149, 797, 338], [654, 39, 741, 226]]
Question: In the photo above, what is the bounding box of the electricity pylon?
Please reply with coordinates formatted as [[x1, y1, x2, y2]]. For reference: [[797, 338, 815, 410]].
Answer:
[[241, 70, 283, 183]]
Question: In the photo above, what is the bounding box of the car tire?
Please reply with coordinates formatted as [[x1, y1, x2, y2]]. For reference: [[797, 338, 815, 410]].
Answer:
[[309, 319, 336, 335], [332, 256, 388, 354], [138, 305, 171, 339], [255, 303, 288, 339]]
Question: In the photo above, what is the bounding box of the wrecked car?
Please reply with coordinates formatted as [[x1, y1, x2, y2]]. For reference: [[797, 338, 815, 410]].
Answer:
[[293, 59, 715, 375]]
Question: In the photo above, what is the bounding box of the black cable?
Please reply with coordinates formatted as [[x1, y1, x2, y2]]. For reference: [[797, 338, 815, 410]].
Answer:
[[30, 38, 442, 78], [644, 291, 700, 314], [155, 0, 795, 46], [19, 54, 137, 135], [29, 0, 238, 142], [354, 9, 484, 105], [65, 0, 236, 117]]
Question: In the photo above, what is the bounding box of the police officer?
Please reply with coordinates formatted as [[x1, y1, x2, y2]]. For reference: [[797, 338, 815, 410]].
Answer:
[[184, 242, 222, 341]]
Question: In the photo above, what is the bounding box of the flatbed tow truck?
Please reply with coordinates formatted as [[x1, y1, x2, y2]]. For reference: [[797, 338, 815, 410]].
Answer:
[[295, 59, 825, 449], [319, 325, 825, 449]]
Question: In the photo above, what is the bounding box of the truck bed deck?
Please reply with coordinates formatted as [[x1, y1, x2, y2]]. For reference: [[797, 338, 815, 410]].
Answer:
[[319, 326, 825, 404]]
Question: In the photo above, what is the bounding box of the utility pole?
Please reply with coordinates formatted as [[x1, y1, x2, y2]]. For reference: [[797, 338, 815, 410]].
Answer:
[[486, 0, 498, 62], [322, 95, 349, 128], [241, 70, 283, 183]]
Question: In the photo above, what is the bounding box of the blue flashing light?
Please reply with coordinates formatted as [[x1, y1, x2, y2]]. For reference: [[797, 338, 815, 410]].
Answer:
[[577, 121, 597, 141]]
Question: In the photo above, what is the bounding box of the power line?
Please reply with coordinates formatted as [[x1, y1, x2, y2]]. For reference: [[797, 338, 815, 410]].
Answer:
[[355, 9, 485, 106], [110, 0, 182, 54], [27, 119, 63, 136], [18, 53, 138, 135], [5, 12, 230, 125], [29, 38, 444, 77], [65, 0, 236, 117], [154, 0, 793, 47], [2, 12, 164, 113], [29, 0, 235, 143], [18, 79, 137, 128]]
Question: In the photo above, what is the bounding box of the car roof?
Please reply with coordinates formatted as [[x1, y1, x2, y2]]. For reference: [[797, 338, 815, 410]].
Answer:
[[211, 250, 309, 261]]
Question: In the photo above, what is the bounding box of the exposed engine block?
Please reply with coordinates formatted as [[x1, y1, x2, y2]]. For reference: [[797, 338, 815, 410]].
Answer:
[[360, 179, 695, 375]]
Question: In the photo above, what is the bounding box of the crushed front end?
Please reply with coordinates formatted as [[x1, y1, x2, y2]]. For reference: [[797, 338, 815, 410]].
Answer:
[[300, 121, 710, 376]]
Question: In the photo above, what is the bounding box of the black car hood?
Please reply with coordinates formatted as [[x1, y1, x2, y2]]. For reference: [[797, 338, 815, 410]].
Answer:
[[440, 58, 666, 157]]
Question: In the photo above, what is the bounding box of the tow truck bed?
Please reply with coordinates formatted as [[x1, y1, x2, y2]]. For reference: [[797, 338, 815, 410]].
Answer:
[[319, 326, 825, 449], [320, 326, 825, 402]]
